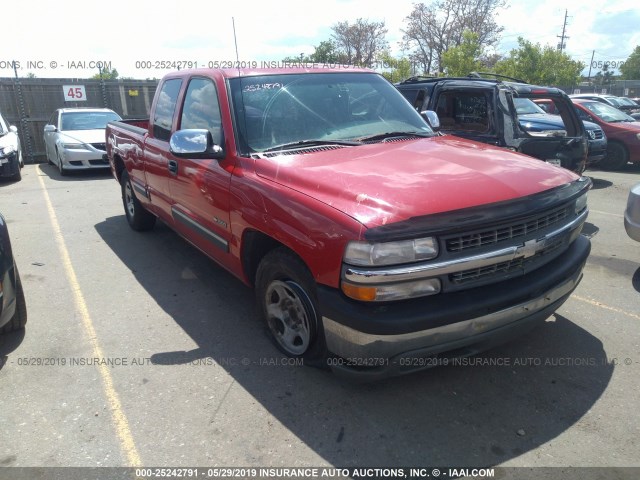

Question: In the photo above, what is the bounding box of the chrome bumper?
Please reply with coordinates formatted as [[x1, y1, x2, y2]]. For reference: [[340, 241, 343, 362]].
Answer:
[[323, 265, 582, 363]]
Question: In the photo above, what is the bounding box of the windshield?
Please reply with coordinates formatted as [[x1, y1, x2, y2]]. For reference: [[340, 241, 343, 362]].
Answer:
[[229, 72, 433, 153], [581, 102, 635, 122], [619, 97, 638, 106], [60, 111, 121, 131], [514, 98, 547, 115]]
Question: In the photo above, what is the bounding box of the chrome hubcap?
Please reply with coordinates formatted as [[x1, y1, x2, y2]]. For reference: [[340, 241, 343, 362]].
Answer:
[[265, 280, 312, 355], [125, 182, 135, 217]]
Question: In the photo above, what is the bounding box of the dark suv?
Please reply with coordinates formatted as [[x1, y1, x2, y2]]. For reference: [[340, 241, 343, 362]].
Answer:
[[396, 74, 588, 174]]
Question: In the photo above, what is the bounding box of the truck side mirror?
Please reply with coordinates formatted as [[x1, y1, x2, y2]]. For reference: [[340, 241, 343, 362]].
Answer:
[[421, 110, 440, 130], [9, 125, 18, 133], [170, 129, 224, 160], [44, 124, 57, 133]]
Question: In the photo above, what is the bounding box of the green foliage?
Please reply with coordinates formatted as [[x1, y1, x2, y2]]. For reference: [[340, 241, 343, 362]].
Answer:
[[441, 31, 483, 76], [379, 52, 413, 83], [494, 38, 584, 85], [91, 68, 119, 80], [282, 41, 347, 64], [620, 46, 640, 80]]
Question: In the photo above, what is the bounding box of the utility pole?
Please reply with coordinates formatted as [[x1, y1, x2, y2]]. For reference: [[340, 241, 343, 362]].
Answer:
[[557, 9, 569, 53]]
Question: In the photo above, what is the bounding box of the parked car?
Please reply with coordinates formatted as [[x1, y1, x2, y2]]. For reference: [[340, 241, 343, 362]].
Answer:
[[0, 213, 27, 334], [0, 112, 24, 181], [396, 74, 588, 174], [570, 94, 640, 120], [572, 99, 640, 170], [625, 183, 640, 242], [106, 67, 591, 379], [516, 98, 606, 166], [43, 108, 121, 175]]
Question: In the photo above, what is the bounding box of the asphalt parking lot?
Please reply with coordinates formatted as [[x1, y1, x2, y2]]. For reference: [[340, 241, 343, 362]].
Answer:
[[0, 163, 639, 477]]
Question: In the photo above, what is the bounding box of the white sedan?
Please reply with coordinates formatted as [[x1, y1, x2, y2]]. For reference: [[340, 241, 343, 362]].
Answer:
[[43, 108, 121, 175]]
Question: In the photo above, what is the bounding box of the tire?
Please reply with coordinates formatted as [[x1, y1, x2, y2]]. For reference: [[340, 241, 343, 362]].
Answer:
[[120, 170, 156, 231], [1, 269, 27, 334], [255, 248, 327, 364], [12, 167, 21, 182], [601, 142, 629, 171], [57, 149, 67, 176]]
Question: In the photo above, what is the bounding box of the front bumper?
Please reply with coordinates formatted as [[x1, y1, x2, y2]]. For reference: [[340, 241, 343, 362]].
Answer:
[[0, 152, 20, 177], [586, 138, 607, 165], [319, 234, 590, 379], [625, 183, 640, 242], [61, 148, 110, 170]]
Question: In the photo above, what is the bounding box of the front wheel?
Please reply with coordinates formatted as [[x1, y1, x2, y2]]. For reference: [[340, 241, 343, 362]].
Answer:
[[601, 142, 629, 171], [57, 150, 67, 176], [120, 170, 156, 231], [255, 248, 327, 364], [1, 269, 27, 334]]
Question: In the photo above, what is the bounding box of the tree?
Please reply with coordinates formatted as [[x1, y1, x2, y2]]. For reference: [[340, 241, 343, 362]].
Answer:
[[402, 0, 507, 74], [593, 64, 615, 86], [91, 67, 119, 80], [379, 52, 413, 83], [494, 37, 584, 85], [331, 18, 388, 66], [310, 40, 345, 64], [441, 31, 483, 76], [620, 46, 640, 80]]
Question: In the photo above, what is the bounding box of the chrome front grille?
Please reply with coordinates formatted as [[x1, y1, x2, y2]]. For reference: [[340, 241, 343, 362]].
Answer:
[[445, 205, 571, 253], [449, 235, 566, 285]]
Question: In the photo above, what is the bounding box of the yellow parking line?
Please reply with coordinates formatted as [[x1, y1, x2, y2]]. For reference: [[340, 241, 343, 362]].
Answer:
[[572, 294, 640, 321], [589, 209, 624, 218], [37, 173, 142, 467]]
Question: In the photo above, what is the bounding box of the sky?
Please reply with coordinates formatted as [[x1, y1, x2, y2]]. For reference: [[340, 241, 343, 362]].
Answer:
[[2, 0, 639, 80]]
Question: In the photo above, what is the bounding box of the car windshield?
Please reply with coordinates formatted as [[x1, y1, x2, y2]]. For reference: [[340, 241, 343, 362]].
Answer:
[[60, 111, 121, 131], [229, 72, 433, 153], [514, 98, 547, 115], [619, 97, 638, 106], [581, 102, 635, 122], [604, 97, 624, 107]]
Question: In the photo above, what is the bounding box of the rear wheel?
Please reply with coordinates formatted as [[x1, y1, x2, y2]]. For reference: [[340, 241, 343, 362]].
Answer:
[[601, 142, 629, 170], [120, 170, 156, 231], [255, 248, 327, 364], [1, 270, 27, 334]]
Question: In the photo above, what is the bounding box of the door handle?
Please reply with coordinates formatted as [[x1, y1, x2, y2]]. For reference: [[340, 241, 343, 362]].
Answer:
[[168, 160, 178, 174]]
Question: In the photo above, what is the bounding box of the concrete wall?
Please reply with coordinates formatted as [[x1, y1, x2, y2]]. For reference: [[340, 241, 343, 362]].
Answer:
[[0, 78, 158, 163]]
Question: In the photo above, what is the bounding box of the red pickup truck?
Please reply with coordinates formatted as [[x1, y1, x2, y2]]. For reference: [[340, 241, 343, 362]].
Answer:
[[106, 67, 591, 379]]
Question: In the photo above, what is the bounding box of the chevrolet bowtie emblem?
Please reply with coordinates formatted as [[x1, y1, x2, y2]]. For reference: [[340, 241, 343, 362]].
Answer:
[[516, 238, 546, 259]]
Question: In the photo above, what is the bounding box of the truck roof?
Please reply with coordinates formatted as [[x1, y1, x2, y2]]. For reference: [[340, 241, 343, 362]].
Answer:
[[162, 66, 374, 80]]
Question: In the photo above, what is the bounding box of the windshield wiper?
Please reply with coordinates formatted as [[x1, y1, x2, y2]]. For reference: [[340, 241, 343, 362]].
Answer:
[[261, 139, 361, 153], [355, 131, 433, 142]]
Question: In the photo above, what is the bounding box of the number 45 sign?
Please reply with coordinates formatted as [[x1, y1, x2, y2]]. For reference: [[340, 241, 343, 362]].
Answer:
[[63, 85, 87, 101]]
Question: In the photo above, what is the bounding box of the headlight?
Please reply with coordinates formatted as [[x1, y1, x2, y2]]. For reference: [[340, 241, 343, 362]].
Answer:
[[528, 130, 567, 137], [575, 192, 588, 214], [342, 278, 441, 302], [62, 143, 89, 150], [636, 133, 640, 141], [344, 237, 438, 266], [0, 145, 16, 157], [587, 130, 596, 140]]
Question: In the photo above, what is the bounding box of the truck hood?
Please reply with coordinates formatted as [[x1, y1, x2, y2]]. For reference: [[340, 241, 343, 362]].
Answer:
[[254, 136, 577, 228], [519, 114, 600, 132]]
